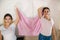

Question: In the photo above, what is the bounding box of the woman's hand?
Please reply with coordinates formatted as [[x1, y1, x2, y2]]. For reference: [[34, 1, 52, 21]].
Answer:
[[45, 15, 51, 21]]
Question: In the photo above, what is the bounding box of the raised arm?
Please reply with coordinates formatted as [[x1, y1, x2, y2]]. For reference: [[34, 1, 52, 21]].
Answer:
[[0, 31, 2, 40], [38, 7, 43, 19], [14, 7, 20, 25], [52, 25, 56, 40]]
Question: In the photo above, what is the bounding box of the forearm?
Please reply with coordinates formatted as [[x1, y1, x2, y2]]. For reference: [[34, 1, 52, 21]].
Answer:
[[52, 33, 56, 40], [16, 7, 20, 21], [0, 35, 2, 40], [0, 31, 2, 40], [38, 7, 43, 19], [52, 27, 56, 40], [14, 7, 20, 25]]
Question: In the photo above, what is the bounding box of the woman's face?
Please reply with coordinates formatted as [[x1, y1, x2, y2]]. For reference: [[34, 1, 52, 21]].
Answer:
[[4, 16, 12, 24], [43, 9, 50, 16]]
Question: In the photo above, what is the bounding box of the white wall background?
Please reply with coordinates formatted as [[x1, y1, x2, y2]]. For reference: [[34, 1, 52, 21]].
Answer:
[[0, 0, 60, 30]]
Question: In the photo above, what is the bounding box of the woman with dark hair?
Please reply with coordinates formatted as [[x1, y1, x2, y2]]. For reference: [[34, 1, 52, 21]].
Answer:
[[38, 7, 56, 40], [0, 7, 19, 40]]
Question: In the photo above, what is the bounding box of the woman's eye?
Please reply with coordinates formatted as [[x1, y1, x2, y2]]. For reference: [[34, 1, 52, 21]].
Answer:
[[5, 19, 7, 20]]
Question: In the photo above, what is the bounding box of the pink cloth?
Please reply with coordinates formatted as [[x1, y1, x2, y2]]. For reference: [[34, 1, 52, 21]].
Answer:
[[17, 9, 41, 36]]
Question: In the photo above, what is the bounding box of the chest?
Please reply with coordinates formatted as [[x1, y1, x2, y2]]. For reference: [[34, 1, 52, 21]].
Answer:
[[1, 27, 13, 35], [41, 18, 53, 28]]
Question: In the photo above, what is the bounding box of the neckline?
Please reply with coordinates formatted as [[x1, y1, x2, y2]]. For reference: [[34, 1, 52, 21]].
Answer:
[[41, 17, 51, 22], [3, 24, 11, 29], [42, 16, 51, 21]]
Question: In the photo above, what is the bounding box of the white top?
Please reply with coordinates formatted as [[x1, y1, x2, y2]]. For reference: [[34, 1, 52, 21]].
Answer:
[[40, 17, 54, 36], [0, 23, 16, 40]]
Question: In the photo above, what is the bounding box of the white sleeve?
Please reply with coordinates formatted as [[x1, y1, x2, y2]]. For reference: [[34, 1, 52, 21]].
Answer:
[[0, 26, 2, 30], [51, 18, 54, 26], [0, 26, 3, 35]]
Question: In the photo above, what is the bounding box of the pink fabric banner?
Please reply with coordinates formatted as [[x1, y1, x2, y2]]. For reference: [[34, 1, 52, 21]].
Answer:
[[17, 9, 41, 36]]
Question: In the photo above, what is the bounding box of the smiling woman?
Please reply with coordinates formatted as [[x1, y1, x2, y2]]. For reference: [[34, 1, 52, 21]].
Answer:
[[0, 13, 17, 40], [38, 7, 56, 40], [0, 7, 20, 40]]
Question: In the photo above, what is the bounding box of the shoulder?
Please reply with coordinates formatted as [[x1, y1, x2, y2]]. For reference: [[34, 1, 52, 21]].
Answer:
[[0, 25, 4, 31], [0, 25, 4, 28]]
